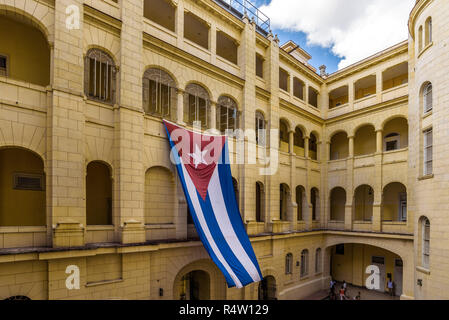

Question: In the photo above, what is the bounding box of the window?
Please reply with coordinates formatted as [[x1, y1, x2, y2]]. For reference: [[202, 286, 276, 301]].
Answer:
[[300, 249, 309, 277], [308, 87, 319, 108], [143, 68, 177, 120], [425, 18, 432, 45], [296, 186, 304, 221], [279, 121, 289, 153], [424, 128, 433, 176], [424, 83, 433, 113], [255, 111, 266, 146], [309, 133, 318, 160], [216, 31, 238, 65], [315, 248, 322, 274], [279, 68, 289, 92], [86, 161, 112, 225], [372, 256, 385, 265], [143, 0, 175, 32], [280, 184, 289, 221], [285, 253, 293, 274], [184, 83, 210, 129], [256, 54, 264, 78], [256, 182, 264, 222], [385, 133, 400, 151], [293, 78, 304, 100], [184, 12, 209, 50], [85, 49, 116, 104], [0, 55, 7, 76], [13, 173, 44, 191], [423, 218, 430, 268], [217, 96, 238, 133]]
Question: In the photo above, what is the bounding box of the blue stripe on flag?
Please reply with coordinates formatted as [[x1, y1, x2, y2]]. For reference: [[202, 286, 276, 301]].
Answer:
[[218, 142, 263, 280]]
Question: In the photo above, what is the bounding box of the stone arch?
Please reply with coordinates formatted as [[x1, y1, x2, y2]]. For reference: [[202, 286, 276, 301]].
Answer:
[[143, 65, 179, 88], [353, 184, 374, 222], [0, 3, 54, 43], [329, 187, 346, 222], [185, 81, 213, 101], [172, 259, 226, 300], [85, 132, 114, 166]]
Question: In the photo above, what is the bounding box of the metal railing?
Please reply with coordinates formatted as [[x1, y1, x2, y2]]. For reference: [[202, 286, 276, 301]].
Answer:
[[213, 0, 271, 36]]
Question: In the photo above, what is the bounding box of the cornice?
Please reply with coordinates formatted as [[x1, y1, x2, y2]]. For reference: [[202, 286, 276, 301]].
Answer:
[[143, 32, 245, 89], [191, 0, 245, 33], [325, 41, 408, 84], [83, 4, 122, 37], [279, 49, 324, 85], [408, 0, 433, 39]]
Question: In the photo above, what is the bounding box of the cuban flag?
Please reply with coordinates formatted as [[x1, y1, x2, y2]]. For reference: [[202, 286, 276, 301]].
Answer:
[[163, 120, 263, 288]]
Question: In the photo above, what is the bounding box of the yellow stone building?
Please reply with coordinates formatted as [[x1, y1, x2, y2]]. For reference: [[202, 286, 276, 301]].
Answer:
[[0, 0, 446, 300]]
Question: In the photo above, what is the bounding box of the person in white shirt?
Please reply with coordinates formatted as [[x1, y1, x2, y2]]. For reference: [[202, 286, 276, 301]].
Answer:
[[387, 279, 394, 296]]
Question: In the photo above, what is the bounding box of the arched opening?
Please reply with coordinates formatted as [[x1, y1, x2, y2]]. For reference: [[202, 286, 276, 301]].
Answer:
[[145, 166, 175, 225], [315, 248, 322, 274], [258, 276, 277, 300], [418, 25, 423, 52], [217, 96, 239, 133], [0, 14, 50, 86], [255, 111, 266, 146], [179, 270, 211, 300], [425, 17, 432, 46], [300, 249, 309, 277], [280, 184, 290, 221], [311, 187, 320, 221], [0, 148, 45, 226], [354, 75, 376, 100], [383, 118, 408, 151], [330, 132, 349, 160], [293, 127, 305, 156], [285, 253, 293, 274], [309, 133, 318, 160], [329, 243, 403, 297], [4, 295, 31, 300], [353, 185, 374, 222], [86, 161, 112, 226], [418, 216, 430, 269], [382, 183, 407, 222], [143, 68, 177, 120], [184, 83, 211, 129], [382, 62, 408, 91], [308, 87, 319, 108], [256, 181, 264, 222], [354, 124, 376, 156], [293, 78, 305, 100], [85, 49, 117, 104], [279, 120, 289, 153], [296, 186, 306, 221], [330, 187, 346, 222]]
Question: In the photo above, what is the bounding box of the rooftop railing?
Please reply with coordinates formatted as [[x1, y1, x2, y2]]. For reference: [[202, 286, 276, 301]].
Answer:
[[213, 0, 271, 36]]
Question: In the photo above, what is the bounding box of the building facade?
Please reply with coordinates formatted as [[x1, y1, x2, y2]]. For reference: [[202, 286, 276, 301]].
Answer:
[[0, 0, 446, 300]]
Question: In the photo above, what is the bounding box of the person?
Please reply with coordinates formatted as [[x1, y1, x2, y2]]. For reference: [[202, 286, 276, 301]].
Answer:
[[339, 286, 346, 300], [353, 292, 361, 300], [387, 279, 394, 296], [343, 280, 347, 295]]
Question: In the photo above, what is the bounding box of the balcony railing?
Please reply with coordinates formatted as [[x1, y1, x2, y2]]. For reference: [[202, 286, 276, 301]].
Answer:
[[214, 0, 271, 36]]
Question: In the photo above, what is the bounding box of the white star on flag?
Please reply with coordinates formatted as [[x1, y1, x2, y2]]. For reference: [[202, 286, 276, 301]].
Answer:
[[188, 144, 208, 168]]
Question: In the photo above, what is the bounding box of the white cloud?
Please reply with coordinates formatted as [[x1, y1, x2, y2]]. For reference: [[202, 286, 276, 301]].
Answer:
[[259, 0, 415, 69]]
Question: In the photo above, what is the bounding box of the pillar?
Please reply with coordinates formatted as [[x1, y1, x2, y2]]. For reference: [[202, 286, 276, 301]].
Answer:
[[177, 89, 185, 125], [304, 136, 310, 159], [210, 101, 217, 130], [289, 130, 294, 154], [348, 136, 354, 158], [376, 129, 383, 154]]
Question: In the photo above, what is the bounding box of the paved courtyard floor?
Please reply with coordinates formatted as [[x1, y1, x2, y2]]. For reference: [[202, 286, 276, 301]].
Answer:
[[304, 282, 400, 300]]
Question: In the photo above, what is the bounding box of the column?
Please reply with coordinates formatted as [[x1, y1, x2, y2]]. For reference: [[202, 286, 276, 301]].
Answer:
[[376, 71, 382, 103], [348, 136, 354, 158], [376, 129, 383, 154], [289, 130, 294, 154], [304, 136, 310, 159], [177, 89, 185, 125], [348, 82, 354, 111], [51, 0, 86, 247], [210, 23, 216, 64], [373, 129, 383, 232], [176, 0, 184, 47], [210, 101, 217, 131]]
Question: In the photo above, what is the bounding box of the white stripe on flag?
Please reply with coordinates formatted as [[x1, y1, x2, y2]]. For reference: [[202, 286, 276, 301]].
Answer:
[[208, 168, 261, 283], [180, 162, 243, 288]]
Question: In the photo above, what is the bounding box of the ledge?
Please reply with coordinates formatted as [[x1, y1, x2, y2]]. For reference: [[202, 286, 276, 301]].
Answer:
[[417, 42, 433, 59], [418, 174, 434, 181], [85, 278, 124, 288], [416, 266, 430, 275]]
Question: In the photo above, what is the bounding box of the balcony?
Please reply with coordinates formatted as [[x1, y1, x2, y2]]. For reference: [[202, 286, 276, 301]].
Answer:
[[213, 0, 270, 36]]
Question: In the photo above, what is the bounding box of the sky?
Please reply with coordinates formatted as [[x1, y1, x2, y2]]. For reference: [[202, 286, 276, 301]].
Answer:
[[250, 0, 415, 74]]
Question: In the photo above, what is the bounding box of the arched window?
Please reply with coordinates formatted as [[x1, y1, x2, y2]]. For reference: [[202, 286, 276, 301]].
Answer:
[[311, 188, 320, 221], [255, 111, 266, 146], [315, 248, 322, 273], [424, 83, 433, 113], [425, 17, 432, 45], [294, 128, 305, 156], [285, 253, 293, 274], [422, 217, 430, 269], [309, 133, 318, 160], [300, 249, 309, 277], [296, 186, 304, 221], [418, 26, 423, 52], [256, 182, 264, 222], [143, 68, 177, 120], [85, 49, 116, 104], [280, 184, 290, 221], [86, 161, 112, 225], [279, 121, 289, 153], [217, 96, 239, 133], [184, 83, 210, 129]]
